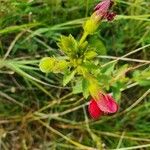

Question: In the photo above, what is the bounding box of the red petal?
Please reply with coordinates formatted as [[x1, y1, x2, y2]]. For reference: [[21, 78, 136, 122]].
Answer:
[[94, 0, 111, 11], [94, 0, 113, 15], [106, 12, 116, 21], [96, 94, 118, 113], [88, 100, 103, 119]]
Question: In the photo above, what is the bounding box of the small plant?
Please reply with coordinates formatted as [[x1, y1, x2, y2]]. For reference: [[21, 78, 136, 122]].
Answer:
[[39, 0, 120, 119]]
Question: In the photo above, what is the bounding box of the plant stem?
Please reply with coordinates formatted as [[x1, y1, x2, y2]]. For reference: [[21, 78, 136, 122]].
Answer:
[[79, 32, 88, 46]]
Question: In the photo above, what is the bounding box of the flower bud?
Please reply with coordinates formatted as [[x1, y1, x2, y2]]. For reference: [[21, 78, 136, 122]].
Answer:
[[83, 18, 99, 34], [39, 57, 68, 73], [94, 0, 116, 21], [53, 60, 68, 73], [39, 57, 56, 73], [83, 0, 116, 34]]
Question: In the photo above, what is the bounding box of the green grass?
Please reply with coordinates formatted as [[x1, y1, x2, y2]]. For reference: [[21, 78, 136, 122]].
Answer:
[[0, 0, 150, 149]]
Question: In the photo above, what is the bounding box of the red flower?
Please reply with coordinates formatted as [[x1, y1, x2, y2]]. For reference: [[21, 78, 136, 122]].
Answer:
[[88, 94, 118, 119], [94, 0, 116, 21], [88, 100, 103, 119]]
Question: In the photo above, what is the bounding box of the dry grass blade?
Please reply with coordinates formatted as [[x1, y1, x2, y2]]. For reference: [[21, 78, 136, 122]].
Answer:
[[37, 119, 96, 150]]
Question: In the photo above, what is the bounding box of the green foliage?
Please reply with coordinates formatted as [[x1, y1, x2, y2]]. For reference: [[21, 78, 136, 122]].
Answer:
[[82, 78, 90, 98], [89, 35, 107, 55], [40, 29, 103, 98], [84, 50, 98, 60], [133, 69, 150, 86], [101, 62, 115, 75], [58, 34, 78, 57], [63, 70, 76, 86], [72, 77, 90, 99], [0, 0, 150, 149], [72, 78, 83, 94]]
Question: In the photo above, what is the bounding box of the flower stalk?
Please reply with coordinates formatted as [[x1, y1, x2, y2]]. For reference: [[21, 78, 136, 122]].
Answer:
[[79, 32, 88, 46]]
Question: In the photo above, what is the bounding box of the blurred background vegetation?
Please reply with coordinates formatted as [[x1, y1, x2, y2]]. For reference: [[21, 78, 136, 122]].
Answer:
[[0, 0, 150, 149]]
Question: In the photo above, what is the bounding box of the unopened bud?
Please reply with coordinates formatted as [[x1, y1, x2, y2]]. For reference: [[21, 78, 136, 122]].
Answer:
[[83, 17, 99, 34], [39, 57, 56, 73]]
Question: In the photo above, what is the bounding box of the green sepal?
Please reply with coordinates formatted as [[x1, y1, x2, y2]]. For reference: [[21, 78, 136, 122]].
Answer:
[[83, 18, 99, 35]]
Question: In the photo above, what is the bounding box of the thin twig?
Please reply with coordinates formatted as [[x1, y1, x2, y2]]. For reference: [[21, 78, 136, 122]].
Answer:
[[124, 89, 150, 112], [97, 55, 150, 63], [0, 91, 26, 108], [38, 119, 96, 150], [102, 44, 150, 67]]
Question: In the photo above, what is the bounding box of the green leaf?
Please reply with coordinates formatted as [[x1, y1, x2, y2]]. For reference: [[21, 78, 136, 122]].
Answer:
[[114, 64, 129, 80], [63, 70, 76, 86], [112, 87, 121, 102], [84, 50, 97, 60], [138, 79, 150, 86], [72, 78, 83, 94], [83, 61, 98, 72], [88, 78, 100, 100], [101, 62, 115, 76], [133, 70, 150, 87], [111, 82, 124, 101], [57, 34, 78, 57], [97, 74, 111, 90], [89, 35, 106, 55], [82, 79, 90, 98]]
